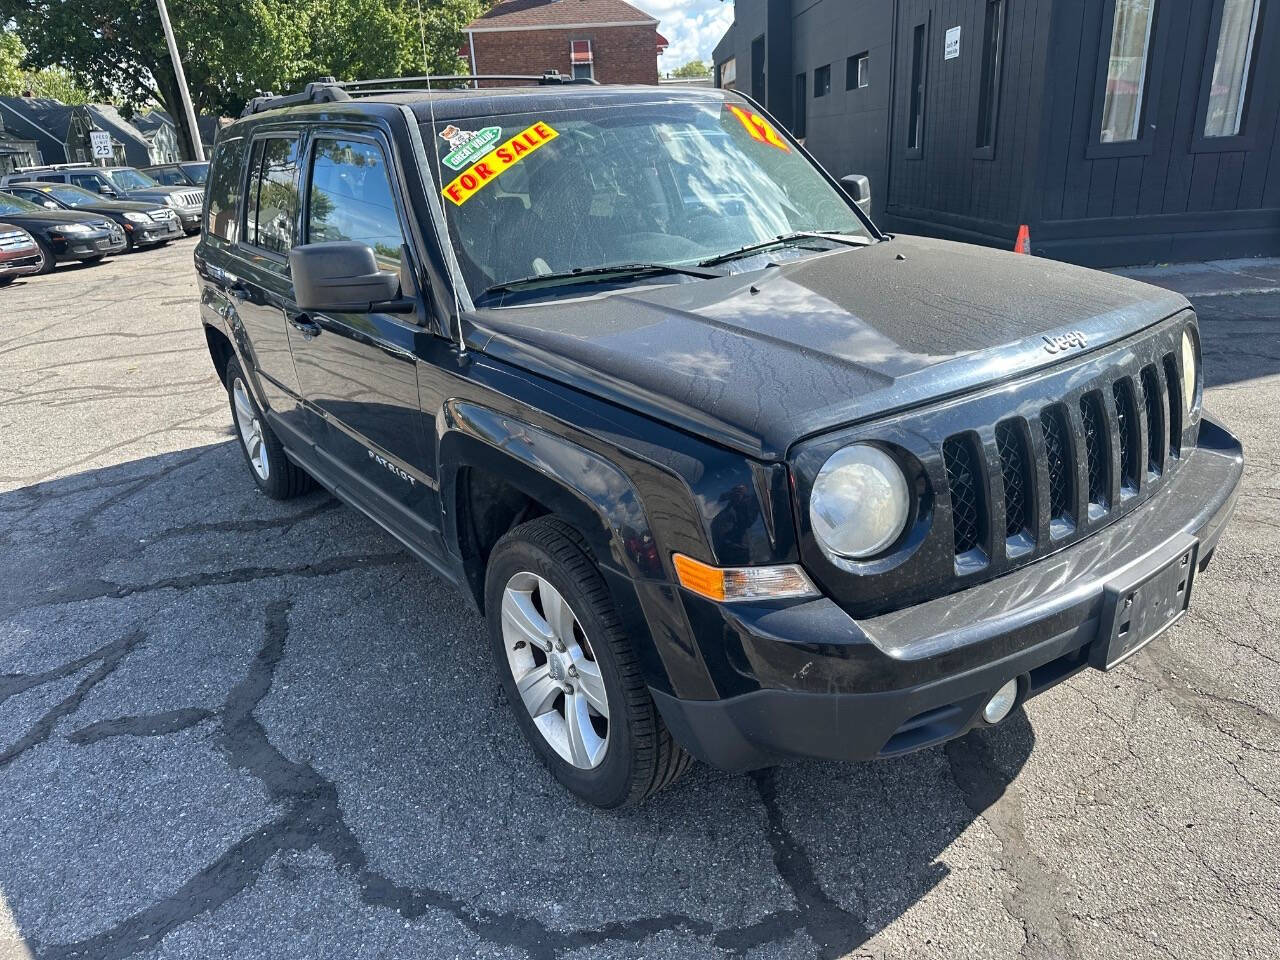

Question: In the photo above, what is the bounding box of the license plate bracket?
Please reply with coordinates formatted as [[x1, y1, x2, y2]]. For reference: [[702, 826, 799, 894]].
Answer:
[[1092, 533, 1198, 671]]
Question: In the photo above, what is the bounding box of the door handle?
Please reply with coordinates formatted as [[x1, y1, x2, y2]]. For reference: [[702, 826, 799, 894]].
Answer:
[[288, 312, 322, 338]]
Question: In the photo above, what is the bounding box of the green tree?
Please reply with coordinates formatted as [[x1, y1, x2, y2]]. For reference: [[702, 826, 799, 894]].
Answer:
[[0, 1, 484, 160], [670, 59, 711, 79], [0, 30, 90, 102]]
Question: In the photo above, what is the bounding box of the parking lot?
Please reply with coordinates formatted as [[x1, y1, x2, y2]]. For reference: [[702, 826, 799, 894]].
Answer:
[[0, 239, 1277, 959]]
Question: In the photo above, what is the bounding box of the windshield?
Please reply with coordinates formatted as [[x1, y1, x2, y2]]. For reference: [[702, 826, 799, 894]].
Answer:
[[422, 97, 871, 298], [33, 184, 100, 208], [180, 162, 208, 184], [0, 193, 42, 215], [106, 168, 159, 190]]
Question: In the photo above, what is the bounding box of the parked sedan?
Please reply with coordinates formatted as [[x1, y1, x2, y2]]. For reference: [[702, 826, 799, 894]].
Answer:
[[3, 181, 183, 250], [141, 161, 208, 187], [0, 192, 125, 273], [0, 223, 44, 286]]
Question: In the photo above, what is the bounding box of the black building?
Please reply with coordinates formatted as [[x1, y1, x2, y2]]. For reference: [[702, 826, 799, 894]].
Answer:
[[714, 0, 1280, 266]]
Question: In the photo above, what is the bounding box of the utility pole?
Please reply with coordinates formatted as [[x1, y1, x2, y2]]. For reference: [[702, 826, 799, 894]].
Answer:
[[155, 0, 205, 161]]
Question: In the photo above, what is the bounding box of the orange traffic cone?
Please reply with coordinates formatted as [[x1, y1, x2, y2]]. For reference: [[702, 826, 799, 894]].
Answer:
[[1014, 224, 1031, 255]]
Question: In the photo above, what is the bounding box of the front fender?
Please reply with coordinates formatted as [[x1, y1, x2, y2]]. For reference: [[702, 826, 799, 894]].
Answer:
[[437, 400, 717, 699]]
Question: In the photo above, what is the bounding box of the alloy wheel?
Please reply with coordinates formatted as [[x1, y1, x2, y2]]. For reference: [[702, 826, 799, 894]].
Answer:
[[500, 571, 609, 769], [232, 377, 270, 481]]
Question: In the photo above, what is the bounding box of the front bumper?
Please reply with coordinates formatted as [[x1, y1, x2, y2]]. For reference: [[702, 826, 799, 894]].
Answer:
[[54, 230, 126, 260], [0, 249, 43, 276], [129, 219, 183, 246], [174, 207, 202, 232], [653, 414, 1244, 772]]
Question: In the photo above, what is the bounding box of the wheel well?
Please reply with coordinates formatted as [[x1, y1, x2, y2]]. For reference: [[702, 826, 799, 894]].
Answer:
[[457, 465, 555, 611], [204, 324, 233, 386]]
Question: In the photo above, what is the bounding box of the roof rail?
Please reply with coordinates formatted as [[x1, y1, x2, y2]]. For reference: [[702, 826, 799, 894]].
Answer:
[[15, 161, 94, 172], [240, 72, 598, 116]]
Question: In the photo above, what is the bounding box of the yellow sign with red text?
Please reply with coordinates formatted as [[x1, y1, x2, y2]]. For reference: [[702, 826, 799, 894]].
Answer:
[[726, 105, 790, 152], [441, 122, 559, 205]]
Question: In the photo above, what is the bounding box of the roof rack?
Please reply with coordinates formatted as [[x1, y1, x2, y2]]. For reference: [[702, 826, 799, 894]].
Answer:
[[14, 161, 95, 172], [241, 72, 599, 117]]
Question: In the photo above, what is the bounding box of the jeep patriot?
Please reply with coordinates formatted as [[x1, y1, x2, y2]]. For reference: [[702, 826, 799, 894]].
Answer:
[[194, 78, 1243, 808]]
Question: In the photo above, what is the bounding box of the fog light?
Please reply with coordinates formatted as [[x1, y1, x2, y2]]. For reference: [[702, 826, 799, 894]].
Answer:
[[983, 679, 1019, 724]]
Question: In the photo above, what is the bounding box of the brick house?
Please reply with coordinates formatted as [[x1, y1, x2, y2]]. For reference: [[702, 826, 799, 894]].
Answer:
[[464, 0, 669, 85]]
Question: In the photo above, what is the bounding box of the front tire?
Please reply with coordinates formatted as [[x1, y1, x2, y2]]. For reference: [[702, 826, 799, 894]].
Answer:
[[33, 237, 55, 275], [224, 357, 314, 499], [485, 516, 691, 808]]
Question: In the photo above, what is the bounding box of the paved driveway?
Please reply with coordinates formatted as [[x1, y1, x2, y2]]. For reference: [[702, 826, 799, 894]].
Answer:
[[1, 241, 1277, 960]]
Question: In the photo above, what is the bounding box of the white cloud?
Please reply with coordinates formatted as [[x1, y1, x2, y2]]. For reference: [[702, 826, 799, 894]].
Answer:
[[637, 0, 736, 74]]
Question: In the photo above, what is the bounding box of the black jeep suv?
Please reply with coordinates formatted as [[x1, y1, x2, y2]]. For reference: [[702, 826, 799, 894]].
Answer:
[[195, 80, 1243, 808]]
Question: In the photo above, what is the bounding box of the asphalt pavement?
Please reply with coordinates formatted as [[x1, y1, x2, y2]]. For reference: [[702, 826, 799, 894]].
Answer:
[[0, 240, 1277, 959]]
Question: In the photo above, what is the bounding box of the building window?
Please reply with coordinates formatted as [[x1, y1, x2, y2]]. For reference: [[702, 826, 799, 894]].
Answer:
[[1204, 0, 1261, 137], [847, 53, 869, 90], [908, 23, 928, 153], [794, 73, 807, 138], [814, 64, 831, 98], [570, 39, 594, 81], [976, 0, 1005, 150], [719, 57, 737, 91], [1099, 0, 1156, 143]]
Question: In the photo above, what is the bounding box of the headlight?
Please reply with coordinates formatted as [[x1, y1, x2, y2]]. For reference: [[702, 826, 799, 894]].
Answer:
[[122, 211, 152, 224], [164, 195, 180, 207], [1181, 329, 1198, 414], [57, 223, 95, 236], [810, 444, 911, 560]]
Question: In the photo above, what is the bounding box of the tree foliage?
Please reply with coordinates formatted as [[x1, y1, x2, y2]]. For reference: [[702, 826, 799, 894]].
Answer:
[[0, 29, 91, 103], [670, 59, 711, 79], [0, 1, 485, 158]]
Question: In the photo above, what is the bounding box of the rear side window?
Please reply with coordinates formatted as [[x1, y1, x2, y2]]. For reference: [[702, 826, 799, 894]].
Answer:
[[306, 138, 405, 270], [245, 136, 299, 255], [151, 167, 186, 185], [204, 138, 246, 242]]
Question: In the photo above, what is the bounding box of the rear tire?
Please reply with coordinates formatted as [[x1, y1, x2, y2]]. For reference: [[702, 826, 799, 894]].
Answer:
[[485, 516, 692, 808], [224, 357, 315, 499]]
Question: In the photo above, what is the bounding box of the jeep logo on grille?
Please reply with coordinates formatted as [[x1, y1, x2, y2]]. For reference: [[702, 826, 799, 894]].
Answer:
[[1042, 330, 1088, 354]]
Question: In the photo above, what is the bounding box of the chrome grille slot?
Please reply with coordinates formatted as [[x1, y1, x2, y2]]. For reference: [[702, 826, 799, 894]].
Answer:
[[1040, 404, 1075, 536], [1112, 378, 1139, 495], [943, 433, 987, 567], [1164, 354, 1182, 459], [1079, 391, 1110, 514], [995, 419, 1033, 546], [1140, 365, 1164, 476]]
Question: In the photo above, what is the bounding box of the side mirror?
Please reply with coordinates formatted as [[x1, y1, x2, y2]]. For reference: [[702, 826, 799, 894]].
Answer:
[[43, 201, 59, 209], [289, 241, 402, 313], [98, 184, 117, 197], [841, 174, 872, 218]]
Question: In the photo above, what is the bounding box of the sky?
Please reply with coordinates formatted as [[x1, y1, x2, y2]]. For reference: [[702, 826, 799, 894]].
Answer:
[[642, 0, 735, 74]]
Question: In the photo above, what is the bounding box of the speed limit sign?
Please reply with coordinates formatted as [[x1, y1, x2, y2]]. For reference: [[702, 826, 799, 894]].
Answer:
[[90, 130, 112, 159]]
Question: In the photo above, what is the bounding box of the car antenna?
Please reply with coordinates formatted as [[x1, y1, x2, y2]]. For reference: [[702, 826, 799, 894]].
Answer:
[[415, 0, 466, 352]]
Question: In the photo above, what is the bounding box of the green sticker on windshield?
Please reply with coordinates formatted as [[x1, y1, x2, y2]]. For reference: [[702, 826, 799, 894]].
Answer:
[[440, 125, 503, 171]]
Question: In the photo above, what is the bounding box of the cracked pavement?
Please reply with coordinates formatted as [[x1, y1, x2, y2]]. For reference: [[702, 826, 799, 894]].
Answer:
[[1, 241, 1277, 959]]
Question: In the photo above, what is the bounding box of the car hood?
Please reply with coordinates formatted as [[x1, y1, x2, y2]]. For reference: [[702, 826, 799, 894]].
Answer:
[[466, 235, 1191, 460], [77, 199, 156, 215], [0, 208, 111, 229]]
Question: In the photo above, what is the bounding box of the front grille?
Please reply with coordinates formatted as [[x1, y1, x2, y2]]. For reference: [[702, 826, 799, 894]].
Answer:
[[1080, 392, 1109, 510], [995, 420, 1032, 539], [799, 314, 1201, 616], [177, 190, 204, 207], [942, 435, 985, 556], [0, 231, 35, 251]]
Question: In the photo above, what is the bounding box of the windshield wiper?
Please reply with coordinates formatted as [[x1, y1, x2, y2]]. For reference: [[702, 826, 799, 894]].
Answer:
[[478, 262, 723, 302], [698, 231, 871, 267]]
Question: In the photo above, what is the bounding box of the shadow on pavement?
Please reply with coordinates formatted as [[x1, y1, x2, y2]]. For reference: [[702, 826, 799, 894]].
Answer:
[[0, 444, 1035, 959]]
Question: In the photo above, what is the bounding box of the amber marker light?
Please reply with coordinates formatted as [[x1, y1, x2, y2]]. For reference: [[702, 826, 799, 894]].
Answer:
[[672, 554, 819, 603]]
